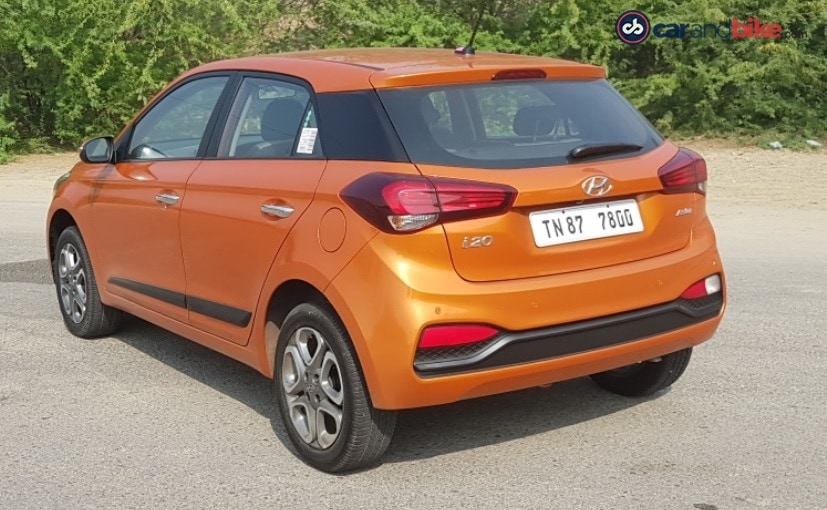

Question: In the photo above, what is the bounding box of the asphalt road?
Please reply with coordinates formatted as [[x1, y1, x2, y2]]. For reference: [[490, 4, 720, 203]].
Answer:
[[1, 196, 825, 509]]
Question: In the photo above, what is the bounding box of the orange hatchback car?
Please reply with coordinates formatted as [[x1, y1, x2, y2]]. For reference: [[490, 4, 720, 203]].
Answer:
[[48, 48, 725, 472]]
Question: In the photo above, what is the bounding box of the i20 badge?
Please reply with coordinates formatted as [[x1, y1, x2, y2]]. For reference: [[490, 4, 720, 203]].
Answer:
[[462, 235, 494, 249]]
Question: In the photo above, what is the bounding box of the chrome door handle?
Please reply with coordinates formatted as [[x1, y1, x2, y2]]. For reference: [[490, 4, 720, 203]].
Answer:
[[260, 204, 294, 218], [156, 193, 180, 206]]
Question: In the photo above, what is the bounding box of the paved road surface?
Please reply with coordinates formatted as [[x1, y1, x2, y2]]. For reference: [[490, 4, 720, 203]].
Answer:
[[1, 193, 825, 509]]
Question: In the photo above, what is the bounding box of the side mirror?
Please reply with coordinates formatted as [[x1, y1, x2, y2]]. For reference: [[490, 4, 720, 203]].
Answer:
[[79, 136, 114, 164]]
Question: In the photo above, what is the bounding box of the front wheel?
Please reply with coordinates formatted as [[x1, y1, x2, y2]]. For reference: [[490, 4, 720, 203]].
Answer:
[[590, 348, 693, 397], [53, 227, 122, 338], [274, 303, 396, 473]]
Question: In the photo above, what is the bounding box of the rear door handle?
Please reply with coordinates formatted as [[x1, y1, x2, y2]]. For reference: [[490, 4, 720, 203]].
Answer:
[[260, 204, 294, 218], [156, 192, 180, 206]]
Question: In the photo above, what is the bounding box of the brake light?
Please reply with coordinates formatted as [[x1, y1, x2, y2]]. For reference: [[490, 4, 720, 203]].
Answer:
[[341, 173, 517, 233], [492, 69, 547, 80], [418, 324, 500, 349], [680, 274, 722, 299], [658, 148, 708, 195]]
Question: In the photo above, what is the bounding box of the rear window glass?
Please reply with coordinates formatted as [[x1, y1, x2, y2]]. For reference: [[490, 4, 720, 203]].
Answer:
[[378, 79, 662, 169]]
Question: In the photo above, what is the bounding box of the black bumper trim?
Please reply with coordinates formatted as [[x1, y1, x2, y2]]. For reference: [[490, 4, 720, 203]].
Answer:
[[414, 294, 723, 375]]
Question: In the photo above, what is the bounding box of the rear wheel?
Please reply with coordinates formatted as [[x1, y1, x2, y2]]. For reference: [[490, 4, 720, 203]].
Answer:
[[53, 227, 122, 338], [590, 348, 693, 397], [274, 303, 396, 472]]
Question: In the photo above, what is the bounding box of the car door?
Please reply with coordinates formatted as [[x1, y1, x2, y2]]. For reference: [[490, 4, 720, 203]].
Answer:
[[92, 74, 231, 323], [179, 75, 326, 344]]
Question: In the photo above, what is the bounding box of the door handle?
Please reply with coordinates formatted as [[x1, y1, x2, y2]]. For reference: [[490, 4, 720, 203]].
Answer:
[[260, 204, 294, 218], [156, 192, 180, 206]]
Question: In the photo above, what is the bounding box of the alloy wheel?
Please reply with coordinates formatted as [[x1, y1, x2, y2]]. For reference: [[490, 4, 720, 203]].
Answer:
[[58, 243, 87, 324], [281, 326, 345, 449]]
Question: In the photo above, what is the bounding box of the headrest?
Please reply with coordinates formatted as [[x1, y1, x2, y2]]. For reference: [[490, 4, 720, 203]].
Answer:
[[513, 105, 557, 136], [261, 98, 305, 142], [420, 98, 442, 125]]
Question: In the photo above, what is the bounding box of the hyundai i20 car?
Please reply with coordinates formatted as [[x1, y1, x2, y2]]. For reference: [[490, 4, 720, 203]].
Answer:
[[48, 48, 726, 472]]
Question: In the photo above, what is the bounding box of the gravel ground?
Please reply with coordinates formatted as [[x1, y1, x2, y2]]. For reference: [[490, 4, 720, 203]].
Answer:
[[0, 143, 825, 509]]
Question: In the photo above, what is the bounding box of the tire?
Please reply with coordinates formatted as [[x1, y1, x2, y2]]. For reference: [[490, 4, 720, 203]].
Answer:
[[590, 348, 693, 397], [53, 227, 122, 338], [274, 302, 396, 473]]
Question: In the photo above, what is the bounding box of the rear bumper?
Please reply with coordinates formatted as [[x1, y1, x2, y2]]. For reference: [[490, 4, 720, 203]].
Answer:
[[325, 220, 725, 410], [414, 293, 723, 374]]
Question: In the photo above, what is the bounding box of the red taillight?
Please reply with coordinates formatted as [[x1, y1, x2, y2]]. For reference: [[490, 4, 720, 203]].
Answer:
[[418, 324, 501, 349], [658, 148, 708, 195], [381, 180, 438, 215], [492, 69, 548, 80], [341, 173, 517, 233], [680, 274, 722, 299]]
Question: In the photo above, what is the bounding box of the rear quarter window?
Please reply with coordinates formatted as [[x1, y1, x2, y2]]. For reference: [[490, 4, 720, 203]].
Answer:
[[315, 91, 407, 162]]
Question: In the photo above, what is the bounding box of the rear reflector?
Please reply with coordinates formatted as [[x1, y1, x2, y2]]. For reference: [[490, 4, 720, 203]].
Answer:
[[341, 173, 517, 234], [658, 148, 708, 195], [681, 274, 722, 299], [492, 69, 547, 80], [418, 324, 500, 349]]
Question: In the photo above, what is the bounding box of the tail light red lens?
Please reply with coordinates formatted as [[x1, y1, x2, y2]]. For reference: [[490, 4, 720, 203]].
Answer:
[[341, 173, 517, 233], [492, 69, 548, 80], [658, 148, 708, 195], [418, 324, 501, 349], [680, 274, 722, 299]]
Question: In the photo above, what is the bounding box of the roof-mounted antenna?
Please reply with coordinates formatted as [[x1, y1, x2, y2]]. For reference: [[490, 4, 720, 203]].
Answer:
[[455, 1, 489, 56]]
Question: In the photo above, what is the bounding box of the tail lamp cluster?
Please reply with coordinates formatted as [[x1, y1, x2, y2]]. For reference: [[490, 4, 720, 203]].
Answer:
[[658, 148, 708, 195], [341, 173, 516, 234]]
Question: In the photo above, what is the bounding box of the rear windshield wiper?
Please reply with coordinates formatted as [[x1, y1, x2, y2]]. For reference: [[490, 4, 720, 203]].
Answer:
[[568, 143, 643, 160]]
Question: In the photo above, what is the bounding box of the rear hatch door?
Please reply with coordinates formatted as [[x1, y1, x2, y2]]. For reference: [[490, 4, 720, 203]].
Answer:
[[377, 76, 694, 282], [417, 143, 693, 282]]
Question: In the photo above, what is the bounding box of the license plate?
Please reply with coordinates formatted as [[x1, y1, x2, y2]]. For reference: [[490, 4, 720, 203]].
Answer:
[[529, 199, 644, 247]]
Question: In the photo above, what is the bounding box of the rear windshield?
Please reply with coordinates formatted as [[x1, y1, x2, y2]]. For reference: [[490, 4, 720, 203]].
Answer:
[[377, 79, 662, 169]]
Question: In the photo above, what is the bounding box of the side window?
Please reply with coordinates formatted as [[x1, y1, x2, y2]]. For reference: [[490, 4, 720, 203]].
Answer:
[[220, 77, 320, 159], [127, 76, 228, 160]]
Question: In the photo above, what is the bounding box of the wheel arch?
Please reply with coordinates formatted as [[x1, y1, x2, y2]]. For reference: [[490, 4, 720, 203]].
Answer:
[[260, 278, 382, 405], [48, 209, 79, 281], [262, 279, 337, 378]]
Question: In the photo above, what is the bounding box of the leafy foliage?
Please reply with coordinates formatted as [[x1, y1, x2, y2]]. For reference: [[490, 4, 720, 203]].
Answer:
[[0, 0, 278, 159], [0, 0, 825, 161]]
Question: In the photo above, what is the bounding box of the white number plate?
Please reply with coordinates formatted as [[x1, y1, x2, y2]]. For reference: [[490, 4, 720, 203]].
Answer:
[[529, 199, 644, 248]]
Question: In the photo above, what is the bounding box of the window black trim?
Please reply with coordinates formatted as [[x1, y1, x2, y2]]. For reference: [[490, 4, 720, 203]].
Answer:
[[202, 73, 243, 157]]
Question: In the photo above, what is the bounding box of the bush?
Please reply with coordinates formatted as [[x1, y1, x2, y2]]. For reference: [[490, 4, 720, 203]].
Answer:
[[0, 0, 824, 162], [0, 0, 279, 160], [0, 92, 18, 163]]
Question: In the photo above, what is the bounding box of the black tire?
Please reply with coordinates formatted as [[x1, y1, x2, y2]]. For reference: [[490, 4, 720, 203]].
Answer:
[[274, 302, 396, 473], [590, 348, 693, 397], [53, 227, 122, 338]]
